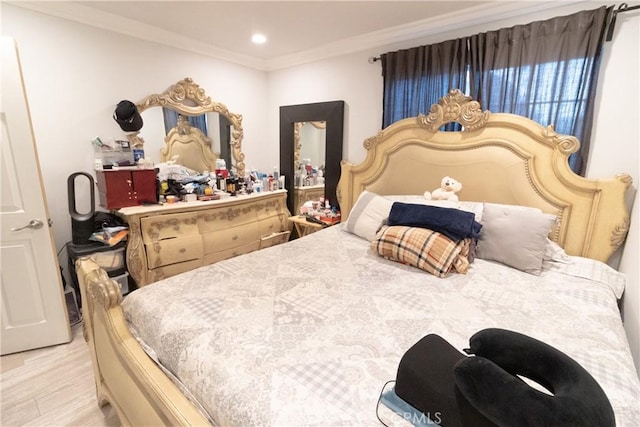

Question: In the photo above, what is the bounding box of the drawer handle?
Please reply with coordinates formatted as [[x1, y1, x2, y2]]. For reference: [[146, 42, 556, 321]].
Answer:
[[179, 248, 186, 253]]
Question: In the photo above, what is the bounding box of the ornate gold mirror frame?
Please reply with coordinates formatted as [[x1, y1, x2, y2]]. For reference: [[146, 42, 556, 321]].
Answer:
[[129, 77, 246, 177], [293, 121, 326, 167]]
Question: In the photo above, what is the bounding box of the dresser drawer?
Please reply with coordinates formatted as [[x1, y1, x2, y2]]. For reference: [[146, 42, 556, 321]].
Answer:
[[198, 206, 257, 233], [258, 214, 287, 237], [141, 213, 199, 242], [203, 241, 261, 265], [201, 222, 261, 254], [260, 231, 291, 249], [147, 259, 203, 283], [145, 235, 203, 269], [256, 198, 287, 220]]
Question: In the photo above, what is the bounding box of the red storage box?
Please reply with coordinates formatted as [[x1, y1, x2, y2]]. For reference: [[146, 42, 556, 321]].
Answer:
[[96, 168, 157, 209]]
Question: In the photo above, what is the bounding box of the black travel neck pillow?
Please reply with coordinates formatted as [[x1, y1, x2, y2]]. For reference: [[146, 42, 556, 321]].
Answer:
[[453, 328, 616, 427]]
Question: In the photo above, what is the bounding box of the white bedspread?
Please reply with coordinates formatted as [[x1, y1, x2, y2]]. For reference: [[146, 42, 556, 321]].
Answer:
[[122, 225, 640, 426]]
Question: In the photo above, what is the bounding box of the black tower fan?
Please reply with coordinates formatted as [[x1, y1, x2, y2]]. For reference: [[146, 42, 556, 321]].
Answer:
[[67, 172, 95, 245]]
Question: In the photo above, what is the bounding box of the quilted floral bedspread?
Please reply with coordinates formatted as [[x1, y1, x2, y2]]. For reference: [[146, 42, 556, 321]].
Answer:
[[122, 225, 640, 426]]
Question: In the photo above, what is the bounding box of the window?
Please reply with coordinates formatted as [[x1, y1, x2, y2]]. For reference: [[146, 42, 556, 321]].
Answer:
[[382, 6, 611, 174]]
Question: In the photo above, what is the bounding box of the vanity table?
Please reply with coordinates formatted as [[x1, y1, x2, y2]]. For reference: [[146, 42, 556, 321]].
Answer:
[[118, 190, 291, 286]]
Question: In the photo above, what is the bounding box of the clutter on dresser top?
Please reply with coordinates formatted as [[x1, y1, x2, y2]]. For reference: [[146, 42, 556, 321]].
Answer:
[[92, 137, 289, 210]]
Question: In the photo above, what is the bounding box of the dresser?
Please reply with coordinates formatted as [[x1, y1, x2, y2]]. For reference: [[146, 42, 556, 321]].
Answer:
[[116, 190, 291, 286]]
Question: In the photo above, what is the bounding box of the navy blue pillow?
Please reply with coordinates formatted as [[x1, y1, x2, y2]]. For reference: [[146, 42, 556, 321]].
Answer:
[[388, 202, 482, 241]]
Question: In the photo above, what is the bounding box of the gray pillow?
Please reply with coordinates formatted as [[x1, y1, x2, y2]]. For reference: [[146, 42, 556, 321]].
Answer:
[[344, 190, 394, 241], [477, 203, 556, 275]]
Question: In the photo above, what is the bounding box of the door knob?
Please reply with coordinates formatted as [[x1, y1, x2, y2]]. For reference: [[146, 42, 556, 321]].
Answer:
[[10, 219, 44, 231]]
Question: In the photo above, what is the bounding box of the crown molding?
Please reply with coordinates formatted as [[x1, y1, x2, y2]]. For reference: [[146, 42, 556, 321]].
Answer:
[[6, 1, 268, 70], [264, 1, 587, 71], [8, 0, 588, 72]]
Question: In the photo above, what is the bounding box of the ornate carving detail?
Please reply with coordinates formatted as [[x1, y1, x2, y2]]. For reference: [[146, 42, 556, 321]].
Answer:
[[124, 220, 144, 286], [126, 132, 145, 148], [294, 122, 303, 168], [541, 125, 580, 154], [86, 269, 122, 309], [138, 77, 210, 111], [294, 121, 326, 168], [363, 131, 384, 150], [418, 89, 490, 131], [136, 77, 245, 177], [616, 173, 633, 186], [175, 115, 190, 136], [611, 217, 630, 251]]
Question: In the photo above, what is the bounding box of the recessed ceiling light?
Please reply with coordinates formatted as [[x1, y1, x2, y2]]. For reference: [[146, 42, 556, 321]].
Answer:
[[252, 33, 267, 44]]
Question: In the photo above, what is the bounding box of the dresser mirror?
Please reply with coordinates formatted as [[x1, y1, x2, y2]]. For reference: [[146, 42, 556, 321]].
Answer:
[[130, 77, 245, 177], [280, 101, 345, 214]]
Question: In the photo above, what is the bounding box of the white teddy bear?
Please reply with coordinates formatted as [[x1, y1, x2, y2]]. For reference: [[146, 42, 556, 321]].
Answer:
[[424, 176, 463, 202]]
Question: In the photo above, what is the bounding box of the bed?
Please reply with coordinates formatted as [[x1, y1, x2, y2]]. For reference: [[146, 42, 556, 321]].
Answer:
[[77, 90, 639, 426]]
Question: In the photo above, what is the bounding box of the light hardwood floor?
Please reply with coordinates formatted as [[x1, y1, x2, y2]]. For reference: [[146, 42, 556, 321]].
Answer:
[[1, 323, 120, 426]]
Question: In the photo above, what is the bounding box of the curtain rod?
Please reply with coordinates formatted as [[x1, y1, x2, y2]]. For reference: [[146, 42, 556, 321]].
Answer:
[[606, 3, 640, 41], [369, 3, 638, 61]]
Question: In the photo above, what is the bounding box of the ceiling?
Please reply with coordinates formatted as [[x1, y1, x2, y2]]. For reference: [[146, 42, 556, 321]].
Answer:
[[73, 1, 484, 59], [11, 1, 565, 70]]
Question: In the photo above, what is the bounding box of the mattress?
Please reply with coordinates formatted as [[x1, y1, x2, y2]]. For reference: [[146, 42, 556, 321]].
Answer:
[[122, 225, 640, 426]]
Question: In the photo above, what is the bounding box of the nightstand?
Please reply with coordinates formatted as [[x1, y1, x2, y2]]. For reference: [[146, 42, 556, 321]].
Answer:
[[288, 215, 340, 238], [289, 215, 324, 237]]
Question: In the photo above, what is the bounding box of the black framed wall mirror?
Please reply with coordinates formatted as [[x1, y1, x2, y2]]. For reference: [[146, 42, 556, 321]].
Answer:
[[279, 101, 345, 215]]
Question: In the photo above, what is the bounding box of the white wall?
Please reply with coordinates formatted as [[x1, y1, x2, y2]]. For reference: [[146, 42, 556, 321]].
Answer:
[[1, 4, 269, 258], [267, 50, 384, 165], [267, 2, 640, 373], [589, 9, 640, 375]]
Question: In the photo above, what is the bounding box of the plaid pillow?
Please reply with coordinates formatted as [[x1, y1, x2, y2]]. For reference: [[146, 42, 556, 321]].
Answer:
[[372, 225, 470, 278]]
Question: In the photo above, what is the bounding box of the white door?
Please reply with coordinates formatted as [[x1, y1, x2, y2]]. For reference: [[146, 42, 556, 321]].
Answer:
[[1, 37, 71, 355]]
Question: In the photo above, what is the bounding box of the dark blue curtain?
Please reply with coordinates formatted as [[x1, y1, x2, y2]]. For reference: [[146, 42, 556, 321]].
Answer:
[[162, 108, 208, 136], [381, 6, 611, 175], [382, 38, 470, 130], [469, 6, 611, 174]]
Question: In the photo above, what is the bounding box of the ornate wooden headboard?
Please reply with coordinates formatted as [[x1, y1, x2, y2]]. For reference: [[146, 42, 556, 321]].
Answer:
[[159, 115, 218, 173], [338, 90, 631, 263]]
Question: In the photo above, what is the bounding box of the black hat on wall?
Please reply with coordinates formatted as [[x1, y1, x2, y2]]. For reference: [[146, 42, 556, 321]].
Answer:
[[113, 100, 143, 132]]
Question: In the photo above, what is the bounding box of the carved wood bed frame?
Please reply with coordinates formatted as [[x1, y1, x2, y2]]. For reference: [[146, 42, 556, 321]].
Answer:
[[76, 90, 631, 426]]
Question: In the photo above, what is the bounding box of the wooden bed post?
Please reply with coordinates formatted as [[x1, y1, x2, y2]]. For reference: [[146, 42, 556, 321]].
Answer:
[[76, 257, 210, 426], [76, 257, 120, 408]]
